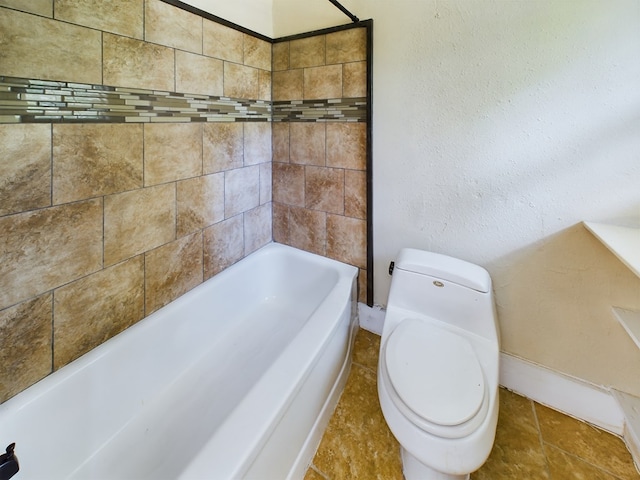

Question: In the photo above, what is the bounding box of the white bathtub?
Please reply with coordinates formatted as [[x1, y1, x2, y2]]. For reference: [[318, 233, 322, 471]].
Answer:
[[0, 243, 358, 479]]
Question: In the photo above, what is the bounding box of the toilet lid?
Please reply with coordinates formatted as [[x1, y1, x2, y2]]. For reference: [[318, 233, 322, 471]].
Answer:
[[385, 318, 485, 426]]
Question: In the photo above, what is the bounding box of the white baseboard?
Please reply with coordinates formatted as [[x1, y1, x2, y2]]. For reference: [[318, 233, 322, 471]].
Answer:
[[357, 303, 639, 467]]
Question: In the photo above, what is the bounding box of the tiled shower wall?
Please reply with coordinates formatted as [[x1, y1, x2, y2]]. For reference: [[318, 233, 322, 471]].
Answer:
[[0, 0, 273, 403], [271, 28, 369, 302]]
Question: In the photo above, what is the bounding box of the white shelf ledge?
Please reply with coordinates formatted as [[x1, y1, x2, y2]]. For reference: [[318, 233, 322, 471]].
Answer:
[[583, 222, 640, 279], [613, 307, 640, 351]]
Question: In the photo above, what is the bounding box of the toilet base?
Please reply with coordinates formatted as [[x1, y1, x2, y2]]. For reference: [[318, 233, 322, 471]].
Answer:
[[402, 447, 470, 480]]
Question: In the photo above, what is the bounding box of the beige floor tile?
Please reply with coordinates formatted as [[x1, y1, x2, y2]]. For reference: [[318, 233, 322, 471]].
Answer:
[[545, 444, 620, 480], [352, 328, 380, 372]]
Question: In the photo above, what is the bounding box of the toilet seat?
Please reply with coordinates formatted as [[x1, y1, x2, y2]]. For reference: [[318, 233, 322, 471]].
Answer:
[[382, 318, 489, 439]]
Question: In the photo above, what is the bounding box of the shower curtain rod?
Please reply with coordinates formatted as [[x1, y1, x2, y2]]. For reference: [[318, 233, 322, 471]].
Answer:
[[327, 0, 360, 23]]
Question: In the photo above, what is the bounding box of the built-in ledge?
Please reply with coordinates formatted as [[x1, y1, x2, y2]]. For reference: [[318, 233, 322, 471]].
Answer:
[[583, 221, 640, 278]]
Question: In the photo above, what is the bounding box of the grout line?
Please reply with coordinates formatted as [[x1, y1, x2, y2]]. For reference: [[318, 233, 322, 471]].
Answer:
[[531, 399, 553, 479]]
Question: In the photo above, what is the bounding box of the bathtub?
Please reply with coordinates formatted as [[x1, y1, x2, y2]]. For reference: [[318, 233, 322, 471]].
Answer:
[[0, 243, 358, 479]]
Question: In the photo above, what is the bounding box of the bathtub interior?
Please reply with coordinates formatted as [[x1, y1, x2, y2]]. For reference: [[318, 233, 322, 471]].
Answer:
[[0, 243, 357, 480]]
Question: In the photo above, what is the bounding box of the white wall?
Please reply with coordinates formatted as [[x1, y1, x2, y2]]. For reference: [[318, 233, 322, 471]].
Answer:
[[181, 0, 640, 396]]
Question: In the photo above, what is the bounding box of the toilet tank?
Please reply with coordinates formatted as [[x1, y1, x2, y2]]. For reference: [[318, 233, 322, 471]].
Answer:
[[387, 249, 498, 343]]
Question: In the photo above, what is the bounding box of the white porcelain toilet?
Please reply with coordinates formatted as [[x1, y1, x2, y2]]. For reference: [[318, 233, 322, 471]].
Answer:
[[378, 248, 500, 480]]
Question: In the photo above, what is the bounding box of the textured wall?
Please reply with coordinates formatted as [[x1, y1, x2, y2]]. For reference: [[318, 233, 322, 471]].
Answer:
[[0, 0, 272, 403]]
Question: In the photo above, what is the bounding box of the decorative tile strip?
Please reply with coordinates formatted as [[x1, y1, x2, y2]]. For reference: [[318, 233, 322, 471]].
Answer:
[[272, 98, 367, 122], [0, 76, 271, 123]]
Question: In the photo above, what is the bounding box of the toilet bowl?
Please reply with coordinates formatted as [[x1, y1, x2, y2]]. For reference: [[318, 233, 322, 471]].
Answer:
[[377, 249, 500, 480]]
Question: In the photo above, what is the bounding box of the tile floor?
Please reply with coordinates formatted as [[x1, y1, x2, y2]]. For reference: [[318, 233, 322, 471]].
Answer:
[[304, 329, 640, 480]]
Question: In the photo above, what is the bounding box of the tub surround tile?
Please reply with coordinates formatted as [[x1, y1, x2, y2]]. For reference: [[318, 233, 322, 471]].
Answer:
[[104, 184, 176, 267], [176, 173, 224, 237], [345, 169, 367, 220], [0, 8, 101, 84], [244, 122, 272, 165], [535, 403, 639, 478], [144, 233, 203, 315], [289, 206, 327, 257], [272, 70, 304, 101], [0, 124, 51, 216], [0, 199, 103, 311], [272, 42, 290, 71], [52, 124, 143, 204], [272, 203, 290, 244], [273, 163, 305, 207], [204, 122, 244, 173], [305, 166, 344, 214], [145, 0, 202, 54], [54, 0, 144, 39], [343, 61, 367, 98], [304, 65, 343, 100], [0, 294, 52, 403], [259, 162, 272, 204], [244, 35, 271, 71], [224, 165, 260, 218], [290, 123, 326, 166], [326, 28, 367, 64], [203, 215, 244, 278], [327, 123, 367, 170], [290, 36, 326, 69], [258, 69, 272, 101], [176, 50, 224, 97], [357, 269, 368, 303], [53, 257, 144, 369], [272, 123, 290, 163], [0, 0, 52, 17], [143, 123, 202, 186], [103, 33, 174, 92], [203, 19, 244, 64], [224, 63, 260, 100], [244, 203, 272, 255], [327, 215, 366, 269]]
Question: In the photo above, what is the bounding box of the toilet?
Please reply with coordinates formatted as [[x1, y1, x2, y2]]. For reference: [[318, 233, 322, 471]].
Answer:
[[377, 248, 500, 480]]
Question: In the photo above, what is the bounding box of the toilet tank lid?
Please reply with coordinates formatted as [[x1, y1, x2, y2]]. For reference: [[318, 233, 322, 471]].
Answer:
[[395, 248, 491, 293]]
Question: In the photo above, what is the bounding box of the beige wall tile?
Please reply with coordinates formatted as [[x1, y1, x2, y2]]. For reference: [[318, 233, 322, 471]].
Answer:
[[244, 35, 271, 71], [0, 8, 101, 83], [0, 124, 51, 217], [260, 162, 272, 205], [145, 0, 202, 54], [145, 232, 203, 314], [204, 215, 243, 278], [104, 184, 176, 266], [0, 199, 103, 310], [203, 122, 243, 173], [176, 173, 224, 237], [272, 202, 290, 244], [290, 36, 326, 69], [272, 41, 289, 71], [357, 268, 367, 303], [326, 123, 366, 170], [273, 163, 304, 206], [343, 61, 367, 98], [103, 33, 174, 91], [55, 0, 143, 39], [272, 123, 290, 163], [289, 206, 326, 256], [304, 64, 343, 100], [144, 123, 202, 186], [53, 124, 143, 204], [225, 165, 260, 218], [290, 123, 326, 166], [327, 214, 366, 268], [326, 28, 366, 64], [53, 256, 144, 369], [0, 294, 52, 403], [176, 50, 224, 96], [244, 203, 272, 255], [0, 0, 52, 16], [273, 69, 303, 101], [203, 19, 243, 63], [224, 62, 260, 99], [305, 166, 344, 214], [258, 69, 272, 101], [244, 122, 272, 165], [345, 169, 366, 219]]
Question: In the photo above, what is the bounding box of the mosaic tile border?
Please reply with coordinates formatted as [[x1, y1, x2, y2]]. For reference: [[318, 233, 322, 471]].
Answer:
[[272, 98, 367, 122], [0, 77, 367, 124], [0, 76, 271, 123]]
